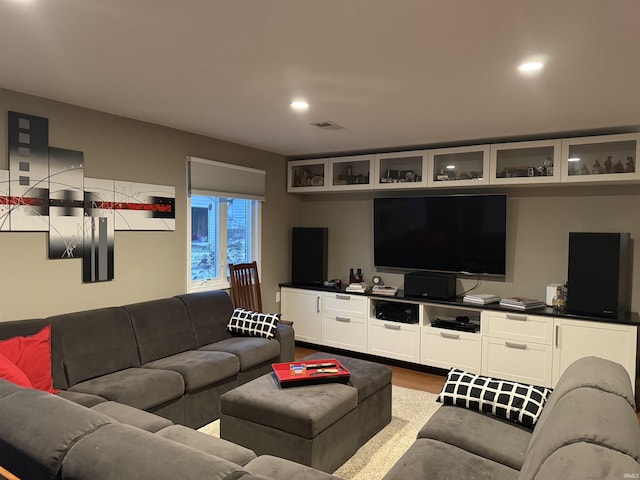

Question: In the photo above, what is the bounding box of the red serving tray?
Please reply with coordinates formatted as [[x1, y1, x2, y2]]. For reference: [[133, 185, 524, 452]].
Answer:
[[271, 358, 351, 388]]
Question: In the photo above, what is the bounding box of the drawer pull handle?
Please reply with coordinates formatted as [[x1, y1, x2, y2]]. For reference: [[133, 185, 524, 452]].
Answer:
[[336, 316, 351, 323], [384, 323, 401, 330], [505, 341, 527, 350], [336, 294, 350, 300], [506, 313, 527, 321], [316, 297, 320, 313], [441, 332, 460, 340]]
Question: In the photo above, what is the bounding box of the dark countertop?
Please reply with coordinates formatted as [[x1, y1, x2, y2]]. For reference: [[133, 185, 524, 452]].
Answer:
[[279, 282, 640, 326]]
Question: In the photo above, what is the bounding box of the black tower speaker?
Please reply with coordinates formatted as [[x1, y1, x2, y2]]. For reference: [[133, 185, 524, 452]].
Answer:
[[566, 232, 631, 319], [291, 227, 328, 285]]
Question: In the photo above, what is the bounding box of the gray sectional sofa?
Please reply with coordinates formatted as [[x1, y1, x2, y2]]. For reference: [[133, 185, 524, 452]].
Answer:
[[382, 356, 640, 480], [0, 377, 341, 480], [0, 290, 294, 428]]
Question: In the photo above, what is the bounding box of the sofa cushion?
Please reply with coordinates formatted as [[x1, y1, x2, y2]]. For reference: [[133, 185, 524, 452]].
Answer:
[[0, 325, 58, 393], [61, 423, 250, 480], [142, 350, 240, 391], [56, 389, 107, 408], [381, 438, 519, 480], [92, 401, 173, 432], [0, 351, 32, 388], [0, 377, 24, 399], [158, 424, 257, 466], [437, 368, 551, 427], [200, 336, 280, 371], [0, 318, 67, 390], [51, 307, 140, 386], [417, 405, 532, 470], [176, 290, 234, 348], [227, 308, 280, 340], [68, 367, 184, 411], [246, 455, 343, 480], [0, 388, 114, 480], [534, 442, 640, 479], [519, 387, 640, 480], [125, 297, 196, 364]]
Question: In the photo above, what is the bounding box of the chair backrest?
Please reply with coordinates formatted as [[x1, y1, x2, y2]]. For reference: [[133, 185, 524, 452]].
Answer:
[[229, 261, 263, 312]]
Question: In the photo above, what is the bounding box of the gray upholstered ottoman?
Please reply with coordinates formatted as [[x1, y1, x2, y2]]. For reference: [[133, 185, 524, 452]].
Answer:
[[220, 373, 359, 472], [302, 352, 393, 445]]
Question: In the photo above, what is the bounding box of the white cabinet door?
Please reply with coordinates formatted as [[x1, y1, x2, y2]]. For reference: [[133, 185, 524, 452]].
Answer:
[[552, 318, 637, 390], [281, 288, 322, 344], [368, 319, 420, 363], [323, 315, 367, 352], [483, 311, 554, 345], [422, 327, 481, 373], [482, 336, 553, 387]]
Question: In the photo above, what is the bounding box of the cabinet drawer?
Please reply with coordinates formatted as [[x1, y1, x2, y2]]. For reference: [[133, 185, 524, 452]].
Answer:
[[323, 315, 367, 352], [482, 311, 553, 345], [323, 292, 367, 317], [368, 319, 420, 363], [422, 327, 481, 373], [482, 336, 553, 387]]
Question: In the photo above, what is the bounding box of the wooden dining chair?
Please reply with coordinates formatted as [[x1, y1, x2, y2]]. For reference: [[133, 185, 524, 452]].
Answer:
[[229, 261, 263, 312]]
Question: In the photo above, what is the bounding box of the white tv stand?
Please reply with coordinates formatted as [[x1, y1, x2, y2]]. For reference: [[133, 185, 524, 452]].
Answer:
[[280, 284, 639, 398]]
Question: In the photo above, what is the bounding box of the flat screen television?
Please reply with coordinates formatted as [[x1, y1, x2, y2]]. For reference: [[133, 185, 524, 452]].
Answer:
[[373, 194, 507, 276]]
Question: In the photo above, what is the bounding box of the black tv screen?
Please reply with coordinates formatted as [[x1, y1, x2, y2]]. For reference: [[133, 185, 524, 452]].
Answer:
[[373, 194, 507, 276]]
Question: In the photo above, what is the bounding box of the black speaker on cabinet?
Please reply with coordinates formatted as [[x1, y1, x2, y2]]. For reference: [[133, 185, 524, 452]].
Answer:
[[566, 232, 631, 319], [291, 227, 328, 285]]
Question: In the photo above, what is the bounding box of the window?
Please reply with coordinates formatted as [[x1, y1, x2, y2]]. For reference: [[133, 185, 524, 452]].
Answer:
[[187, 157, 264, 291]]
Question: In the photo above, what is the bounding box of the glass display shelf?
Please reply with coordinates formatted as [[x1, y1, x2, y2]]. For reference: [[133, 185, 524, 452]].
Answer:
[[561, 133, 640, 183], [374, 150, 427, 189], [490, 139, 562, 185], [427, 145, 490, 187]]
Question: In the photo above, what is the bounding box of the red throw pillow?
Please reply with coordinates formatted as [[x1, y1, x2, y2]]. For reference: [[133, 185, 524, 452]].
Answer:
[[0, 325, 59, 393], [0, 351, 33, 388]]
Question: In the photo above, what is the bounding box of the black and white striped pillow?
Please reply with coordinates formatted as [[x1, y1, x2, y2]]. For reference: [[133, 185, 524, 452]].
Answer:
[[437, 368, 552, 427], [227, 308, 280, 339]]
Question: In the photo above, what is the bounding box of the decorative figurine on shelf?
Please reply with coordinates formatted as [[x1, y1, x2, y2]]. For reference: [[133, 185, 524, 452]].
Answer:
[[613, 160, 626, 173], [592, 160, 603, 174], [580, 164, 590, 175], [604, 156, 613, 174], [626, 156, 635, 173], [543, 156, 553, 176]]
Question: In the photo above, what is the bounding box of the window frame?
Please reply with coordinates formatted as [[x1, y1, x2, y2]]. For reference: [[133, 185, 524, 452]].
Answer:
[[187, 193, 261, 293]]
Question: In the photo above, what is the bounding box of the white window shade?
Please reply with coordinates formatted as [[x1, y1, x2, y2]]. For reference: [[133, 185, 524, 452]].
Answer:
[[188, 156, 266, 201]]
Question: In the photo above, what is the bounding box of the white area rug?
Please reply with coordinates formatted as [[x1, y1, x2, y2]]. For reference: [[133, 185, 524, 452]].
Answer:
[[198, 385, 441, 480]]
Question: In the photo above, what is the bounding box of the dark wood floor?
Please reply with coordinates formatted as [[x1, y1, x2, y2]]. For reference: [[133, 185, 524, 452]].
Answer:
[[295, 346, 640, 423]]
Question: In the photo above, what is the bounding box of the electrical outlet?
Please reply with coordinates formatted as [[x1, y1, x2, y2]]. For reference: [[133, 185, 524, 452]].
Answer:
[[275, 291, 281, 303]]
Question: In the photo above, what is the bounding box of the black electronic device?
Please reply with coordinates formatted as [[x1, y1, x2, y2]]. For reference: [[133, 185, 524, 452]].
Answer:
[[404, 271, 456, 300], [431, 318, 480, 333], [373, 194, 507, 276], [374, 301, 419, 324], [566, 232, 631, 319], [291, 227, 328, 285]]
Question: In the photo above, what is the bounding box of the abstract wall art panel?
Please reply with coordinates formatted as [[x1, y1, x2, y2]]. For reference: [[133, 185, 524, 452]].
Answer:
[[48, 147, 85, 259], [0, 170, 9, 231], [114, 181, 175, 231], [4, 111, 175, 283], [83, 178, 115, 282], [8, 111, 50, 231]]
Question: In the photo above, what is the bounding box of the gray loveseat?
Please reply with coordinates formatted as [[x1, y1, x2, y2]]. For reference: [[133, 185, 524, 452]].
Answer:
[[0, 290, 294, 428], [383, 356, 640, 480]]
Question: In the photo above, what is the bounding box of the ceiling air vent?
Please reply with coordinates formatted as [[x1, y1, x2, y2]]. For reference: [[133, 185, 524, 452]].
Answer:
[[310, 121, 345, 130]]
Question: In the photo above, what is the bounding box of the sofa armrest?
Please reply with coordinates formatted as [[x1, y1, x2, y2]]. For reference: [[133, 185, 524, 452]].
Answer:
[[274, 324, 294, 363]]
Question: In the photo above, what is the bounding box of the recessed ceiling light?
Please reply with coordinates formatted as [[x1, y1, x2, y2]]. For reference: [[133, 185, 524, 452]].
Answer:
[[568, 157, 581, 162], [446, 165, 456, 170], [518, 61, 544, 72], [290, 100, 309, 112]]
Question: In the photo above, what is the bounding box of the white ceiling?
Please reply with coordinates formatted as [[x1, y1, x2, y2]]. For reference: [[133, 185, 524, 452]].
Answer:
[[1, 0, 639, 158]]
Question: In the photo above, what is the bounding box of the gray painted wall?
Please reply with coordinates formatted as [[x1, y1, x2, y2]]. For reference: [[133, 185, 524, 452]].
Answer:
[[2, 88, 638, 320], [296, 186, 640, 313], [0, 89, 301, 320]]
